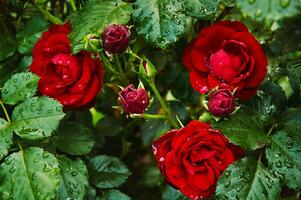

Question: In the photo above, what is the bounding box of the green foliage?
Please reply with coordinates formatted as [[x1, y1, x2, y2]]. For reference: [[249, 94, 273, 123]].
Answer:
[[133, 0, 187, 49], [96, 116, 123, 137], [69, 0, 132, 53], [88, 155, 131, 189], [0, 147, 61, 200], [2, 72, 39, 105], [54, 122, 95, 155], [162, 185, 188, 200], [12, 96, 65, 140], [57, 155, 89, 199], [236, 0, 301, 28], [140, 119, 171, 145], [0, 31, 16, 62], [266, 130, 301, 189], [216, 157, 281, 200], [181, 0, 233, 19], [16, 15, 49, 55], [213, 110, 270, 150], [0, 118, 13, 160], [97, 190, 130, 200]]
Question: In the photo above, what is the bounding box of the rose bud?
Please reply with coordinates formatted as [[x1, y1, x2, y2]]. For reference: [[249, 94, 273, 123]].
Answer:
[[209, 89, 235, 117], [119, 84, 149, 115], [102, 24, 130, 54], [83, 34, 101, 52]]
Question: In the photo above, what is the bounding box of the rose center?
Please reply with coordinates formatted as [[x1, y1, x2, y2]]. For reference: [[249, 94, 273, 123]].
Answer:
[[210, 40, 248, 82]]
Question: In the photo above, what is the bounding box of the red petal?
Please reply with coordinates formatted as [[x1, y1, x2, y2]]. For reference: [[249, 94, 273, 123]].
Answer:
[[217, 20, 249, 32], [236, 86, 259, 100], [182, 42, 194, 69], [189, 70, 209, 94]]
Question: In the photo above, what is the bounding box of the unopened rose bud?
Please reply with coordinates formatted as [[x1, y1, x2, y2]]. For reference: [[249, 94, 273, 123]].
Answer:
[[119, 84, 149, 115], [83, 34, 101, 52], [209, 89, 235, 117], [102, 24, 130, 54]]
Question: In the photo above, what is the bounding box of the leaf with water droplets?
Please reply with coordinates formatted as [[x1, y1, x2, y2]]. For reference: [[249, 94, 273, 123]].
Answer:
[[69, 0, 132, 54], [216, 157, 281, 200], [133, 0, 187, 49], [162, 185, 189, 200], [181, 0, 234, 19], [0, 118, 13, 160], [0, 147, 61, 200], [97, 190, 130, 200], [11, 96, 65, 140], [212, 109, 270, 150], [57, 155, 88, 200], [2, 72, 39, 105], [236, 0, 301, 28], [88, 155, 131, 189], [54, 122, 95, 155], [266, 130, 301, 189]]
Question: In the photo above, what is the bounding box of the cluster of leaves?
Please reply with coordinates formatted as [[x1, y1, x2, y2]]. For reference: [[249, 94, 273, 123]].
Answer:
[[0, 0, 301, 200]]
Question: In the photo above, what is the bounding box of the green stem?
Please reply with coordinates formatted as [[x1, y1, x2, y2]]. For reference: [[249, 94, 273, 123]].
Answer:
[[267, 124, 276, 136], [148, 82, 179, 129], [70, 0, 77, 11], [0, 100, 11, 123], [114, 55, 128, 85], [142, 113, 167, 119], [36, 6, 63, 25], [99, 51, 118, 75]]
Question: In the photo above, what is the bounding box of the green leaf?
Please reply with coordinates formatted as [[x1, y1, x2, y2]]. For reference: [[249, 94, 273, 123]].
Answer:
[[162, 185, 188, 200], [181, 0, 223, 19], [212, 110, 270, 150], [236, 0, 301, 27], [133, 0, 187, 49], [0, 147, 61, 200], [54, 122, 95, 155], [281, 107, 301, 133], [96, 116, 123, 137], [69, 0, 132, 53], [2, 72, 39, 105], [57, 155, 89, 200], [0, 118, 13, 160], [12, 96, 65, 140], [97, 190, 130, 200], [16, 15, 49, 55], [266, 130, 301, 189], [140, 119, 171, 146], [215, 157, 281, 200], [0, 31, 16, 61], [89, 155, 131, 189]]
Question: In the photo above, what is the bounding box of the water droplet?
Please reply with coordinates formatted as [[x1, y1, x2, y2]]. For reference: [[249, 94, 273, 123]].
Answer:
[[33, 159, 38, 163], [9, 167, 15, 173], [5, 158, 12, 165], [280, 0, 290, 8], [13, 78, 18, 83], [284, 161, 293, 168], [248, 0, 256, 4], [223, 171, 231, 177], [42, 151, 49, 158], [236, 186, 242, 192], [71, 171, 78, 176], [286, 140, 293, 149], [56, 106, 62, 112], [26, 74, 31, 80], [275, 160, 282, 168], [255, 9, 262, 17]]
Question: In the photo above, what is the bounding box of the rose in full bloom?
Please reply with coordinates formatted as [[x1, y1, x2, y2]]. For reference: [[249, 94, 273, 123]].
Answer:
[[209, 89, 235, 117], [119, 84, 149, 115], [183, 21, 268, 100], [30, 23, 104, 110], [152, 120, 242, 199], [102, 24, 130, 54]]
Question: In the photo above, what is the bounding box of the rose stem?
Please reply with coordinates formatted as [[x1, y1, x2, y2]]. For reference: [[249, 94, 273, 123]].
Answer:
[[99, 51, 119, 75], [0, 100, 11, 123], [142, 113, 167, 119], [36, 6, 63, 25], [113, 55, 128, 85], [148, 82, 180, 129], [70, 0, 77, 12]]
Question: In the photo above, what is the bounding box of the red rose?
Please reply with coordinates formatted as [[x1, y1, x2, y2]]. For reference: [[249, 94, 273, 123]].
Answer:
[[209, 89, 235, 117], [183, 21, 268, 100], [119, 84, 149, 115], [30, 23, 104, 110], [152, 120, 242, 199]]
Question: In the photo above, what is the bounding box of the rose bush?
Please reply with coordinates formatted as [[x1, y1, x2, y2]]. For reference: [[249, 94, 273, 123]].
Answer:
[[153, 120, 242, 199], [183, 21, 268, 100], [30, 23, 104, 110]]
